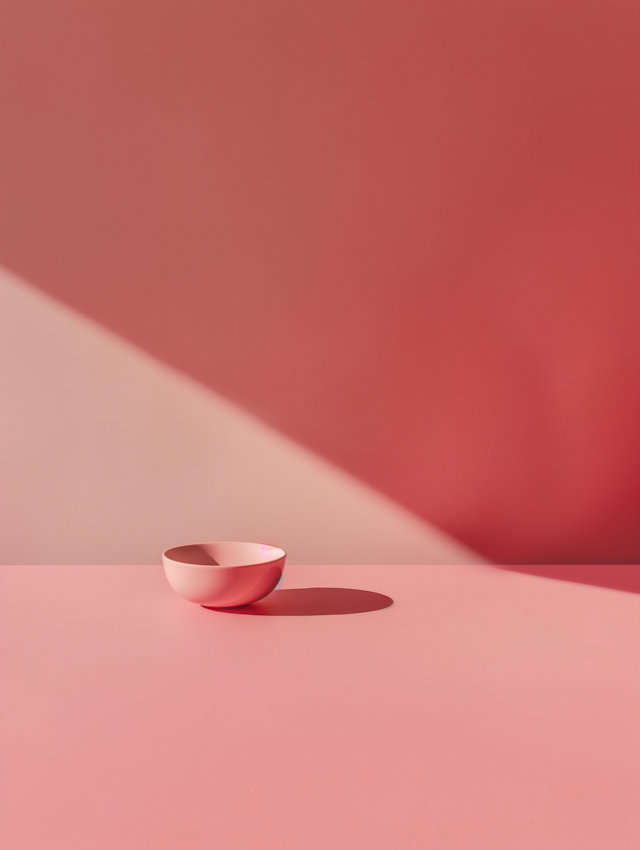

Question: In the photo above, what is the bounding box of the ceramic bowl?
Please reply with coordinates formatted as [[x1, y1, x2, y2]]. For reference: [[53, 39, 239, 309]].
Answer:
[[162, 541, 286, 607]]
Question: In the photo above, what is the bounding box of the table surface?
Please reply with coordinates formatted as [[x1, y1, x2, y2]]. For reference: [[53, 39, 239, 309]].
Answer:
[[1, 563, 639, 850]]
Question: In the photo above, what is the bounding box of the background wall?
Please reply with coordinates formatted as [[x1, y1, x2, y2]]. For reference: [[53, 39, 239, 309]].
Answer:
[[1, 1, 639, 564]]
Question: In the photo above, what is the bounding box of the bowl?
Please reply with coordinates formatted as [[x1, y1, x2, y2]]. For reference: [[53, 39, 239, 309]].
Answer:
[[162, 541, 286, 607]]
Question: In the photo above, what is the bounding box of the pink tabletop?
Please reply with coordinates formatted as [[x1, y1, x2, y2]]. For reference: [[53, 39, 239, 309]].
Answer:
[[1, 563, 639, 849]]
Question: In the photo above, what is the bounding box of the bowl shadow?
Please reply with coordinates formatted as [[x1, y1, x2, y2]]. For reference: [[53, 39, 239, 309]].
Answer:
[[203, 587, 394, 616]]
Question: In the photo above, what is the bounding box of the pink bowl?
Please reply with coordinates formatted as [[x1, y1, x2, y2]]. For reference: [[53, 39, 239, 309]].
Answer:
[[162, 542, 286, 607]]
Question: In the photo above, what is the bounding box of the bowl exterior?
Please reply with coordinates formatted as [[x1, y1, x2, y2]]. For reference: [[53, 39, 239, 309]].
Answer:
[[162, 556, 285, 607]]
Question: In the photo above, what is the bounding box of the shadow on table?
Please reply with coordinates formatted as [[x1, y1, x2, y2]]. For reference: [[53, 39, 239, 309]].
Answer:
[[204, 587, 394, 616], [493, 564, 640, 595]]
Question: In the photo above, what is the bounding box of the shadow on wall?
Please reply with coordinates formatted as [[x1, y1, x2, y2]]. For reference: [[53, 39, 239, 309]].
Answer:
[[495, 565, 640, 595]]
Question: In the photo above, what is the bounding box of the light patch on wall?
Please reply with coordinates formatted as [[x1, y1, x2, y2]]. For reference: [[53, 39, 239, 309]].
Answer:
[[0, 266, 486, 566]]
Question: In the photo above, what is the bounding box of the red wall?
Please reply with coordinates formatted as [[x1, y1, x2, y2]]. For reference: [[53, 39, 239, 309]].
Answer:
[[1, 1, 639, 563]]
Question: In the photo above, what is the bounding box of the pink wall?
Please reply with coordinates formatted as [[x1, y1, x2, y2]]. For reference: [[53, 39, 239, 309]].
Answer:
[[1, 1, 639, 564]]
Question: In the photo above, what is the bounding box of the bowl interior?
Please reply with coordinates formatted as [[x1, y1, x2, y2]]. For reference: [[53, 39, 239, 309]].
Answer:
[[164, 541, 286, 568]]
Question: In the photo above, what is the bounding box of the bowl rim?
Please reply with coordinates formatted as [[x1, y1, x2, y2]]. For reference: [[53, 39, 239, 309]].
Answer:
[[162, 541, 287, 569]]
